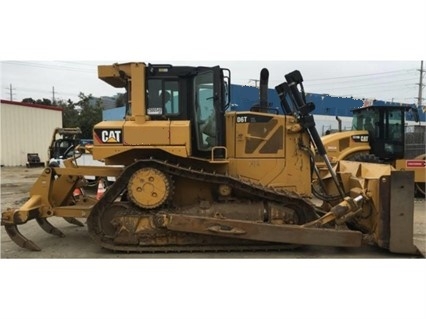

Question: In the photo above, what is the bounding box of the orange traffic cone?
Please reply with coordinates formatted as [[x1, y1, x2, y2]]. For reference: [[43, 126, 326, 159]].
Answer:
[[73, 188, 82, 200], [96, 179, 106, 200]]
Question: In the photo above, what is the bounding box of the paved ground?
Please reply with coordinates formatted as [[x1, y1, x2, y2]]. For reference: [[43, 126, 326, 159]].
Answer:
[[1, 166, 425, 258]]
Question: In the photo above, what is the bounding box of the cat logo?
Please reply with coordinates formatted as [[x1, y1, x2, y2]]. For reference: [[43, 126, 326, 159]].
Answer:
[[352, 134, 369, 143], [95, 129, 123, 144]]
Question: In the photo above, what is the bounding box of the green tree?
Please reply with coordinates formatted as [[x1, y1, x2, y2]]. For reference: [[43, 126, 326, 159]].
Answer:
[[22, 98, 35, 103], [36, 98, 52, 105], [75, 93, 103, 138], [20, 94, 103, 139], [115, 93, 127, 107], [22, 97, 53, 105], [58, 99, 80, 129]]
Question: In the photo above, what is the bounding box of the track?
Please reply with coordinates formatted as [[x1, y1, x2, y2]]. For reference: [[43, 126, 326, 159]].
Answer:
[[87, 158, 320, 252]]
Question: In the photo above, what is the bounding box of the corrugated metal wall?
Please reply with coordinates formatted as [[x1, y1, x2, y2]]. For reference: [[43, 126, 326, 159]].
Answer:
[[0, 101, 62, 166], [229, 85, 426, 121]]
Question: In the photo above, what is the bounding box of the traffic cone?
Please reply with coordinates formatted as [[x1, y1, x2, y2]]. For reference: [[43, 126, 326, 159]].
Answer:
[[96, 179, 106, 200], [73, 188, 82, 200]]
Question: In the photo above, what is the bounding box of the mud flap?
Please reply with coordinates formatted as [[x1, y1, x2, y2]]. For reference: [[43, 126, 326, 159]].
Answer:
[[382, 171, 418, 254]]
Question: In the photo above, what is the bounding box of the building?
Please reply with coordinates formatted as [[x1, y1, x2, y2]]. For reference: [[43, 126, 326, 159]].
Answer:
[[103, 84, 426, 133], [229, 85, 425, 121], [0, 100, 62, 166]]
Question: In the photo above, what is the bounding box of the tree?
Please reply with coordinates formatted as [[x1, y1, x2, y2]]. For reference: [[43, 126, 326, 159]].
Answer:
[[58, 99, 80, 129], [22, 98, 52, 105], [75, 93, 103, 138], [20, 94, 103, 139], [115, 93, 127, 107], [36, 98, 52, 105], [22, 98, 35, 103]]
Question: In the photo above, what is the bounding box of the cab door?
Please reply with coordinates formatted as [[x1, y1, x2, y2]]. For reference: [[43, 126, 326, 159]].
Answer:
[[192, 67, 228, 154]]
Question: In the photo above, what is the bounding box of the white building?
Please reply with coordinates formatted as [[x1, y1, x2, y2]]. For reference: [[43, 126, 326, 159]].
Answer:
[[0, 99, 62, 166]]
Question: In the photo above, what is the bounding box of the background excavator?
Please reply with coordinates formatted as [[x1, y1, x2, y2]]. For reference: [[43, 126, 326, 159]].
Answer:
[[1, 62, 420, 255]]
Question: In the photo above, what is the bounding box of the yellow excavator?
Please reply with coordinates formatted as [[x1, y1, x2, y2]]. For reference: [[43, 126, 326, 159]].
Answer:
[[1, 62, 420, 255]]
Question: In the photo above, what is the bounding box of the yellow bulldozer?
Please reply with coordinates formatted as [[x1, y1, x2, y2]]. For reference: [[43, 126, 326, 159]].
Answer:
[[1, 62, 420, 255]]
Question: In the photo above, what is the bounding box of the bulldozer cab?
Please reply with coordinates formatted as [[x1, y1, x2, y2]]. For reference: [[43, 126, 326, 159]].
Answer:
[[146, 67, 227, 151], [95, 63, 230, 161], [352, 106, 407, 160], [147, 65, 231, 154]]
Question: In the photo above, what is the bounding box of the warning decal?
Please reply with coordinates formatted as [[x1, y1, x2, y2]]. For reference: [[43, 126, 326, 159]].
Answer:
[[406, 160, 426, 168]]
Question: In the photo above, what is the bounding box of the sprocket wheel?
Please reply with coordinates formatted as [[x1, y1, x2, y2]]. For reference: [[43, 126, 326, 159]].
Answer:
[[127, 167, 172, 209]]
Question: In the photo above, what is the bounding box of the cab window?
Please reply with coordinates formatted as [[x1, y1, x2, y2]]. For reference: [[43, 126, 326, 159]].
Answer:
[[147, 79, 180, 116], [194, 71, 217, 150]]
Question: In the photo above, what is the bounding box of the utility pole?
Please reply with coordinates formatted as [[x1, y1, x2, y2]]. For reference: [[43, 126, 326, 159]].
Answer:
[[52, 86, 56, 104], [6, 84, 15, 101], [417, 60, 425, 111]]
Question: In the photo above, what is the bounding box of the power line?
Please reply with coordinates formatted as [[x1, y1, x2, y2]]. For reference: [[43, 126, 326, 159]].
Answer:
[[265, 69, 418, 98], [265, 72, 418, 95], [57, 61, 100, 67], [304, 74, 418, 88], [309, 79, 417, 92], [306, 69, 416, 82], [339, 86, 416, 100], [2, 61, 96, 73], [1, 86, 85, 102]]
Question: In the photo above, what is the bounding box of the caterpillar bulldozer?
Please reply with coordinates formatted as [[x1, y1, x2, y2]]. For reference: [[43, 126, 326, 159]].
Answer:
[[1, 62, 420, 255], [317, 104, 426, 196]]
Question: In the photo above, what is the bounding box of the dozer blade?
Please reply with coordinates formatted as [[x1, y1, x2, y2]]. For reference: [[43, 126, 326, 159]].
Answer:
[[4, 225, 41, 251], [36, 218, 65, 238], [387, 171, 419, 254], [63, 217, 85, 227]]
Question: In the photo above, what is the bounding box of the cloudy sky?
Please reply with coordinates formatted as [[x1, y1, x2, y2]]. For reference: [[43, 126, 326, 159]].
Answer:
[[1, 60, 423, 105], [1, 1, 424, 107]]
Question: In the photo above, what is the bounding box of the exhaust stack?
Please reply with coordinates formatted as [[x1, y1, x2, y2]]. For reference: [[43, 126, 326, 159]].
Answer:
[[259, 68, 269, 109]]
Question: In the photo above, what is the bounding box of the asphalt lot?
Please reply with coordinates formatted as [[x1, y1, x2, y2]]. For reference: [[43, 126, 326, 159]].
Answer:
[[1, 166, 425, 258]]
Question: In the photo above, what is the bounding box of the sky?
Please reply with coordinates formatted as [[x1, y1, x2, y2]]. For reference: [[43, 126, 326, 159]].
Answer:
[[1, 2, 425, 108], [1, 60, 424, 105], [1, 1, 426, 319]]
